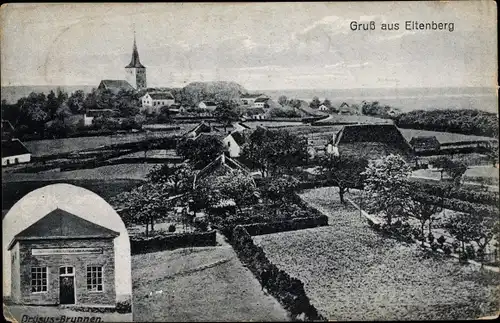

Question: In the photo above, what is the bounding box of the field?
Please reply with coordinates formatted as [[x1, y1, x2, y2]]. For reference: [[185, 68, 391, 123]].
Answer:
[[253, 187, 500, 320], [399, 128, 497, 143], [23, 126, 195, 157], [131, 243, 288, 321], [1, 178, 143, 212]]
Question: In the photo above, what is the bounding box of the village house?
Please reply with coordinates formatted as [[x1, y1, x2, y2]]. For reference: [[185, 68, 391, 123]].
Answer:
[[240, 94, 267, 106], [83, 109, 115, 126], [140, 92, 175, 113], [318, 104, 329, 112], [245, 107, 267, 120], [193, 153, 252, 189], [223, 131, 247, 158], [198, 101, 218, 111], [253, 97, 270, 108], [1, 138, 31, 166], [184, 122, 222, 139], [3, 184, 132, 310]]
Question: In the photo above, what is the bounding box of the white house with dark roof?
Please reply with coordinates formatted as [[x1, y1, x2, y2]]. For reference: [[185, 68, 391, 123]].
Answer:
[[241, 93, 267, 106], [253, 97, 270, 108], [198, 101, 218, 111], [141, 92, 175, 113], [223, 131, 247, 157], [2, 139, 31, 166]]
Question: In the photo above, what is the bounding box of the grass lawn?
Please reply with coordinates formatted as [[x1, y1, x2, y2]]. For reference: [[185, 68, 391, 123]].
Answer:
[[253, 187, 500, 320], [132, 244, 288, 322], [412, 166, 499, 180]]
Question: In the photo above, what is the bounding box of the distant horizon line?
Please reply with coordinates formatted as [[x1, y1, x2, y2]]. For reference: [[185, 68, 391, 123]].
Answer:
[[1, 84, 496, 91]]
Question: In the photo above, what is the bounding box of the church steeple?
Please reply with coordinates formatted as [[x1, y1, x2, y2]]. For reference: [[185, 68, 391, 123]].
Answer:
[[125, 32, 145, 69], [124, 30, 147, 89]]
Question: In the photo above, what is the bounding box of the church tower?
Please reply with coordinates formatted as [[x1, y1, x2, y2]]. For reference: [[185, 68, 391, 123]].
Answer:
[[125, 33, 147, 89]]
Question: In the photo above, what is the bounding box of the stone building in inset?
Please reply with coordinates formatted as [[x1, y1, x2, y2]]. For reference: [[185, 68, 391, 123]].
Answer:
[[3, 184, 132, 313]]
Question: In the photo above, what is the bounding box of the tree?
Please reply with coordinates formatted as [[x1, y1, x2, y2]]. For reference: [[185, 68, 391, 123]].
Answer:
[[444, 212, 483, 260], [115, 89, 140, 117], [362, 154, 413, 226], [214, 101, 240, 132], [260, 175, 300, 214], [117, 182, 171, 236], [67, 90, 86, 114], [322, 99, 332, 109], [147, 163, 193, 195], [240, 127, 308, 177], [318, 154, 368, 203], [278, 95, 288, 106], [195, 170, 257, 214], [404, 191, 443, 245], [309, 96, 321, 110], [431, 156, 467, 184], [176, 136, 226, 169]]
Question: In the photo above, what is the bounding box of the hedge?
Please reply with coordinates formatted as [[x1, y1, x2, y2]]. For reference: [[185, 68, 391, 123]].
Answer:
[[242, 215, 328, 236], [410, 180, 499, 206], [130, 230, 216, 254], [413, 192, 498, 217], [232, 225, 327, 321]]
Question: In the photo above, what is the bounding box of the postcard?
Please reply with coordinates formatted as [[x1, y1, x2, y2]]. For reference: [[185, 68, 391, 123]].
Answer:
[[2, 1, 498, 322]]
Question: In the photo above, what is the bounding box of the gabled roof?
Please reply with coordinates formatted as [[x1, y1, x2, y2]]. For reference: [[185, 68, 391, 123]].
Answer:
[[2, 120, 15, 133], [193, 154, 251, 188], [200, 101, 217, 107], [98, 80, 134, 91], [8, 208, 119, 250], [149, 92, 174, 100], [1, 139, 30, 158], [229, 131, 246, 146], [340, 102, 350, 108], [185, 122, 220, 138], [125, 36, 145, 68], [334, 124, 414, 158], [254, 97, 270, 103], [241, 93, 264, 99]]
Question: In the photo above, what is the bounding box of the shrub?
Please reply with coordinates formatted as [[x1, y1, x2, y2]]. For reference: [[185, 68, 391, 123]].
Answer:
[[465, 245, 476, 260], [168, 224, 176, 233], [130, 230, 216, 254], [443, 245, 452, 255], [437, 235, 446, 246], [193, 217, 209, 232], [430, 242, 440, 251]]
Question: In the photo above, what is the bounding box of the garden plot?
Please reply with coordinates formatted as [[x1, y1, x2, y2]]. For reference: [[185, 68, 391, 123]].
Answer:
[[253, 187, 500, 320]]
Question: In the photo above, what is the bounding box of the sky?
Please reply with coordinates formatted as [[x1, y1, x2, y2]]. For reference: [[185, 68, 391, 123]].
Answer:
[[0, 2, 497, 90]]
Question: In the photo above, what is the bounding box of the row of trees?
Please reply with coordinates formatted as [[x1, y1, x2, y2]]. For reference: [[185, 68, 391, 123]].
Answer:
[[363, 154, 499, 261], [1, 88, 144, 139]]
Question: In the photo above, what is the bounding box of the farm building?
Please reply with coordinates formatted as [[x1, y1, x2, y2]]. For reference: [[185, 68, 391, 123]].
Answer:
[[409, 136, 441, 153], [193, 154, 251, 189], [2, 120, 15, 140], [140, 92, 175, 113], [241, 93, 266, 106], [253, 97, 270, 108], [3, 184, 132, 310], [2, 139, 31, 166], [223, 131, 248, 157], [330, 124, 414, 161], [198, 101, 218, 111]]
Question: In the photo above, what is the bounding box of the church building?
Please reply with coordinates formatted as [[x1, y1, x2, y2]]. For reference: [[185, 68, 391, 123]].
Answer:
[[125, 34, 147, 90]]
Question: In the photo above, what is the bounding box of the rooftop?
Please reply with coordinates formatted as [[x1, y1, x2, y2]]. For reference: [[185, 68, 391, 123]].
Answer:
[[149, 92, 174, 100], [1, 139, 30, 158], [8, 208, 120, 250], [98, 80, 135, 91]]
